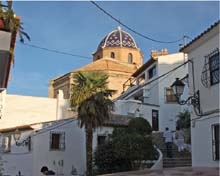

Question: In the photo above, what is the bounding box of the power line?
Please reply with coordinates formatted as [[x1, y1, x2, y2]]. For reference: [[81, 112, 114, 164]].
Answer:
[[90, 1, 184, 44], [116, 60, 189, 100], [17, 42, 92, 60]]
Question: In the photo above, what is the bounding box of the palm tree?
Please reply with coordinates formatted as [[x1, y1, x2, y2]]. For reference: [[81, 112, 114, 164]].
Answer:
[[70, 71, 113, 176]]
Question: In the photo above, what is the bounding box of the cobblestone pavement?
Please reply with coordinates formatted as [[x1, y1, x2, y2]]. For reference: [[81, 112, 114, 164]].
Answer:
[[101, 167, 219, 176]]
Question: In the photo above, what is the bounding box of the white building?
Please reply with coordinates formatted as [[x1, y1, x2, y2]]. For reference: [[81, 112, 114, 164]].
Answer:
[[0, 90, 129, 176], [115, 50, 189, 132], [0, 90, 72, 129], [180, 21, 219, 167], [0, 117, 123, 176]]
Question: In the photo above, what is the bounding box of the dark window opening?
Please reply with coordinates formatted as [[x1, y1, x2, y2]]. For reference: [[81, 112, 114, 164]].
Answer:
[[165, 87, 177, 103], [148, 66, 156, 79], [128, 53, 133, 63], [50, 132, 65, 150], [212, 124, 219, 161], [209, 52, 219, 85], [152, 110, 159, 131], [111, 52, 115, 59], [134, 95, 143, 102], [97, 136, 106, 146], [97, 55, 100, 60]]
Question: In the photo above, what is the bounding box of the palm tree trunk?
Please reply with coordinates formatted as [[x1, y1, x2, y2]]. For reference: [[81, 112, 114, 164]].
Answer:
[[86, 125, 93, 176]]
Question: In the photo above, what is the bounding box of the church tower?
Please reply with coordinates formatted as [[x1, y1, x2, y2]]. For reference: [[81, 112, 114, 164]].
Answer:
[[49, 27, 143, 99]]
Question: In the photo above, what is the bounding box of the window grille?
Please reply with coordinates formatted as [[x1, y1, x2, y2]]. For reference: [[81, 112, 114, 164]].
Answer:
[[201, 48, 219, 87]]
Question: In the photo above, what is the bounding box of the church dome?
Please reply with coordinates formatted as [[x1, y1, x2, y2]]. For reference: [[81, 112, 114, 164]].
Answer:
[[97, 26, 138, 50]]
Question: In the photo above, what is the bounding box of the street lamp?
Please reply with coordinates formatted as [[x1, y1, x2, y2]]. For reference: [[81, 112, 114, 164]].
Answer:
[[171, 77, 200, 113], [14, 129, 21, 145], [13, 129, 30, 146]]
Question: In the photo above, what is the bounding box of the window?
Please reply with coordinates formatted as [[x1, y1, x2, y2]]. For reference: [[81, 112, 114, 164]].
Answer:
[[209, 52, 219, 85], [97, 55, 100, 60], [152, 110, 159, 131], [50, 132, 65, 151], [165, 88, 177, 103], [2, 135, 11, 152], [110, 52, 115, 59], [212, 124, 219, 161], [128, 53, 133, 63], [97, 135, 106, 146], [148, 65, 156, 79]]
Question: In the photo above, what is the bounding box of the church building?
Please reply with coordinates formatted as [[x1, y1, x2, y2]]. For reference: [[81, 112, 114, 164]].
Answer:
[[48, 27, 143, 99]]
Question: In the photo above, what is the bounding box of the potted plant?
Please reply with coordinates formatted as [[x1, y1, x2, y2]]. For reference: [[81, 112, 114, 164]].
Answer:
[[0, 1, 30, 88], [0, 1, 30, 43]]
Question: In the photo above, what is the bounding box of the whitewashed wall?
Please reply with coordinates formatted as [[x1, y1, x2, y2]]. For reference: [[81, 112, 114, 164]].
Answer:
[[0, 90, 71, 129], [118, 52, 189, 132], [157, 53, 188, 131], [184, 24, 219, 167], [1, 119, 114, 176], [114, 100, 159, 126], [0, 130, 33, 176]]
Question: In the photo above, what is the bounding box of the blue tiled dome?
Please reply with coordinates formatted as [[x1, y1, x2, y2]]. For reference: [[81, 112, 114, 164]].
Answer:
[[97, 27, 138, 50]]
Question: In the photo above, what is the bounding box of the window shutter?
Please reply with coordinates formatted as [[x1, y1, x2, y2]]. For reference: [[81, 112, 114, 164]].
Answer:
[[49, 132, 52, 150], [2, 135, 11, 152], [60, 132, 65, 150]]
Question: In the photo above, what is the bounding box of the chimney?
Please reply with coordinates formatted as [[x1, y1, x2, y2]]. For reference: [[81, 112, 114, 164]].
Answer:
[[151, 49, 169, 59]]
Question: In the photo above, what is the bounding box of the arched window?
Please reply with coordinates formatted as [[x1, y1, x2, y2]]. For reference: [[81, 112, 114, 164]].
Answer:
[[128, 53, 133, 63], [97, 55, 100, 60], [110, 52, 115, 59]]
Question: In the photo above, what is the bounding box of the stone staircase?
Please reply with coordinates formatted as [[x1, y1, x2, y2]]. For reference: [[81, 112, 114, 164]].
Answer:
[[152, 132, 192, 168]]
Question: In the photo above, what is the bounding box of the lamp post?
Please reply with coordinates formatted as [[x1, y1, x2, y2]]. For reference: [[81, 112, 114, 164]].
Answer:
[[13, 129, 30, 146], [171, 78, 200, 113]]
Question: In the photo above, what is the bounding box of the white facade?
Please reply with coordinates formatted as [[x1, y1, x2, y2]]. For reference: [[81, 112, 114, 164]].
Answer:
[[116, 51, 189, 132], [181, 21, 219, 167], [0, 119, 114, 176], [0, 90, 73, 129], [0, 90, 118, 175]]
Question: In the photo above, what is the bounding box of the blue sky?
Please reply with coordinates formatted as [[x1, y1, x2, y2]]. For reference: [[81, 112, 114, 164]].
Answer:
[[7, 1, 219, 97]]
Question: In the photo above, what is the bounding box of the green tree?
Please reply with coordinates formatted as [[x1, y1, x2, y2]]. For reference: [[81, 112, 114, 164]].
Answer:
[[128, 117, 152, 136], [94, 118, 158, 174], [70, 71, 113, 176], [176, 110, 190, 129]]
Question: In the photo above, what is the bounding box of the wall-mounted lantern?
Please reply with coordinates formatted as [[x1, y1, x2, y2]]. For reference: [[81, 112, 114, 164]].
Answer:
[[171, 78, 200, 113], [13, 129, 30, 147]]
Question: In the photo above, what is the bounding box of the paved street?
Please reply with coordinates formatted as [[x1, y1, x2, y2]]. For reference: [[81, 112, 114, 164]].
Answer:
[[101, 167, 219, 176]]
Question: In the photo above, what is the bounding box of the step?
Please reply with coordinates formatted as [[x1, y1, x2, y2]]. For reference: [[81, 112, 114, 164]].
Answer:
[[163, 157, 192, 168], [163, 163, 192, 168]]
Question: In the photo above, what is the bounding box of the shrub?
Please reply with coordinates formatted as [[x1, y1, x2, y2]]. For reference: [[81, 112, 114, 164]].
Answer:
[[94, 118, 157, 174], [176, 110, 190, 129], [128, 117, 152, 135]]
